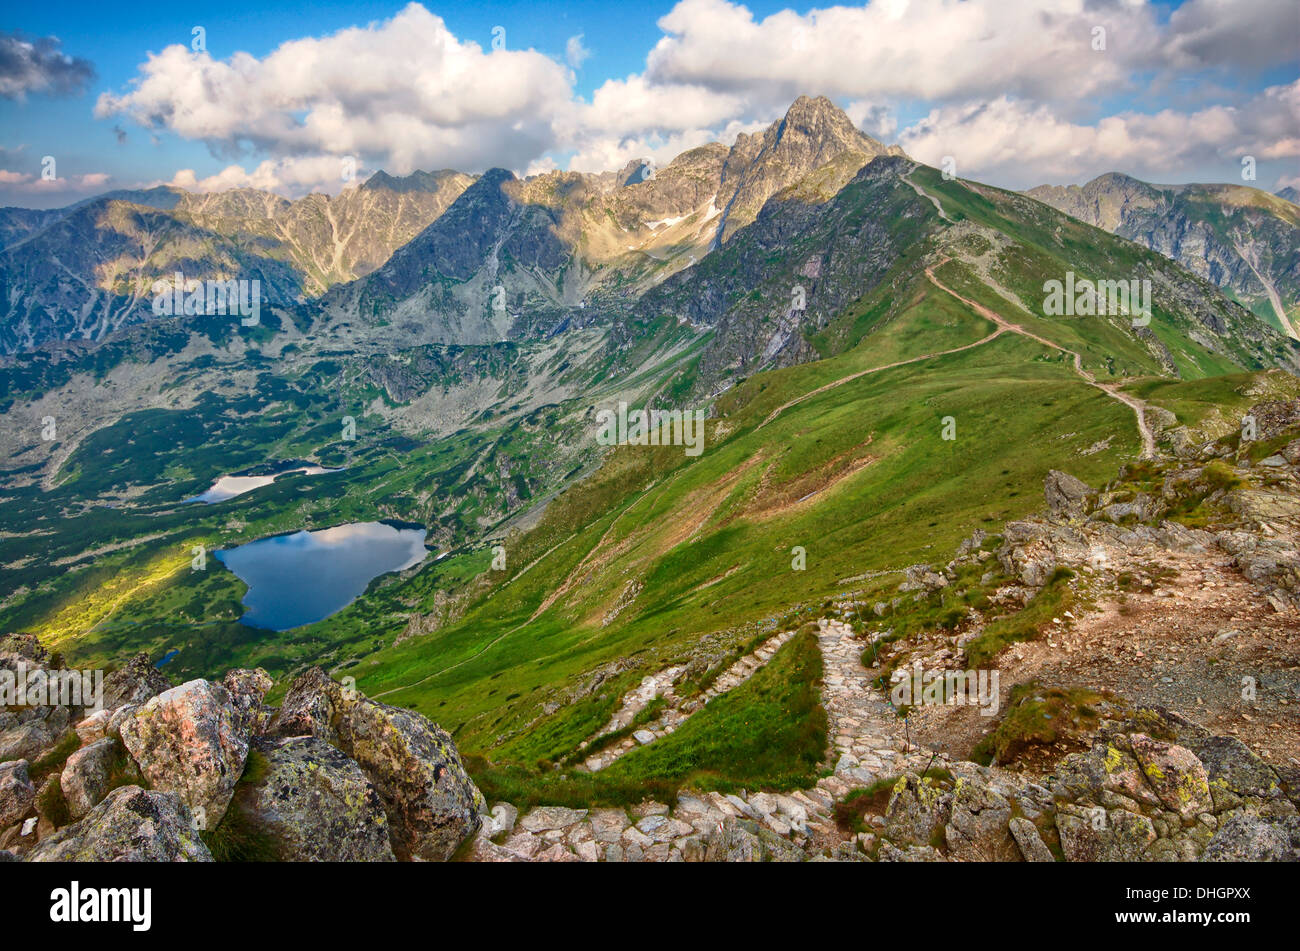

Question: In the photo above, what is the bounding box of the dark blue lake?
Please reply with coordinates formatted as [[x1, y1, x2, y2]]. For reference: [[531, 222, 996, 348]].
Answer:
[[215, 521, 427, 630]]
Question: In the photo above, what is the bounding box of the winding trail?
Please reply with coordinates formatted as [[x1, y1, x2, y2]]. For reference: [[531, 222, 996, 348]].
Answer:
[[472, 619, 934, 862], [757, 325, 1005, 430], [922, 263, 1156, 459], [578, 627, 798, 772], [759, 256, 1155, 459]]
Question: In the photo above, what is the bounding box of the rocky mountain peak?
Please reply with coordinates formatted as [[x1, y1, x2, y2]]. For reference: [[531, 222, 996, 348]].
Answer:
[[714, 95, 904, 244]]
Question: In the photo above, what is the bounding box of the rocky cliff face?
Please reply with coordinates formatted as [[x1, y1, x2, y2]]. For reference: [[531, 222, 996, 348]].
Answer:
[[1027, 173, 1300, 338], [0, 637, 484, 862]]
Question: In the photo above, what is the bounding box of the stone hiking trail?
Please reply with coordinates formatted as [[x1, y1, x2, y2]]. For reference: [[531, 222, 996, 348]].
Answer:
[[758, 250, 1155, 460], [475, 618, 936, 861]]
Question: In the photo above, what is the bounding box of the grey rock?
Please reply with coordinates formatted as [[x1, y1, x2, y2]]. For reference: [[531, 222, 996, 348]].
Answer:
[[60, 737, 118, 819], [26, 786, 212, 862], [100, 653, 171, 711], [332, 695, 485, 861], [0, 760, 35, 828], [231, 735, 395, 862], [703, 817, 804, 862], [885, 773, 950, 847], [1056, 806, 1156, 862], [0, 720, 53, 762], [1044, 470, 1093, 519], [1201, 813, 1293, 862], [265, 667, 341, 740], [1009, 817, 1055, 862], [944, 778, 1018, 861]]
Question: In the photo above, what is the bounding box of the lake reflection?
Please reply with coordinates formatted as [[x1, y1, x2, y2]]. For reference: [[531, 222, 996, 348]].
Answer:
[[215, 522, 427, 630]]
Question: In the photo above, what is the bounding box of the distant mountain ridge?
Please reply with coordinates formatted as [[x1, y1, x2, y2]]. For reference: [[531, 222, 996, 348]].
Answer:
[[1026, 173, 1300, 339], [0, 96, 903, 353], [0, 169, 473, 353]]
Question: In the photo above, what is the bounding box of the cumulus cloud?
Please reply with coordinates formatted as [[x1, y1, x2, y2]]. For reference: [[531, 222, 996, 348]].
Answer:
[[643, 0, 1297, 108], [899, 80, 1300, 189], [85, 0, 1300, 198], [0, 31, 95, 100], [1162, 0, 1300, 72], [642, 0, 1155, 109], [96, 3, 572, 178], [0, 169, 112, 207], [167, 155, 367, 195]]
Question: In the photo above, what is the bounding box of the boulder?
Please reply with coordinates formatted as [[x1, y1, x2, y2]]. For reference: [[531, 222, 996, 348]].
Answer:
[[222, 668, 273, 735], [333, 697, 485, 861], [106, 703, 139, 740], [1045, 470, 1093, 519], [100, 653, 171, 711], [1185, 735, 1282, 801], [703, 817, 804, 862], [60, 737, 118, 819], [230, 736, 395, 862], [944, 777, 1018, 861], [74, 709, 111, 746], [119, 679, 252, 829], [0, 633, 48, 665], [1009, 817, 1055, 862], [1056, 806, 1156, 862], [1200, 813, 1293, 862], [265, 667, 341, 740], [1126, 734, 1212, 818], [1051, 742, 1160, 808], [884, 774, 949, 847], [26, 786, 212, 862], [0, 720, 53, 762], [0, 760, 35, 828]]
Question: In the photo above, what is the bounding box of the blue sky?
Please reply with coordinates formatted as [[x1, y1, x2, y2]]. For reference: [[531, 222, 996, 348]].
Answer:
[[2, 0, 1297, 207]]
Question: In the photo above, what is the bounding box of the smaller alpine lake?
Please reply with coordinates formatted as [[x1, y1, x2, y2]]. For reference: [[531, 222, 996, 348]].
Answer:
[[187, 462, 342, 504], [215, 521, 428, 631]]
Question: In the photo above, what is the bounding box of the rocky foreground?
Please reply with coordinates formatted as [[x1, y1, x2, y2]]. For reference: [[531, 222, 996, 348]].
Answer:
[[2, 621, 1296, 862], [1, 641, 483, 861]]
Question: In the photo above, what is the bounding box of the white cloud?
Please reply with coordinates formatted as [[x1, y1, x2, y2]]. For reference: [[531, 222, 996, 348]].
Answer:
[[899, 80, 1300, 188], [167, 156, 365, 195], [566, 34, 591, 69], [84, 0, 1300, 198], [0, 169, 113, 206], [96, 3, 573, 183], [643, 0, 1154, 108]]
